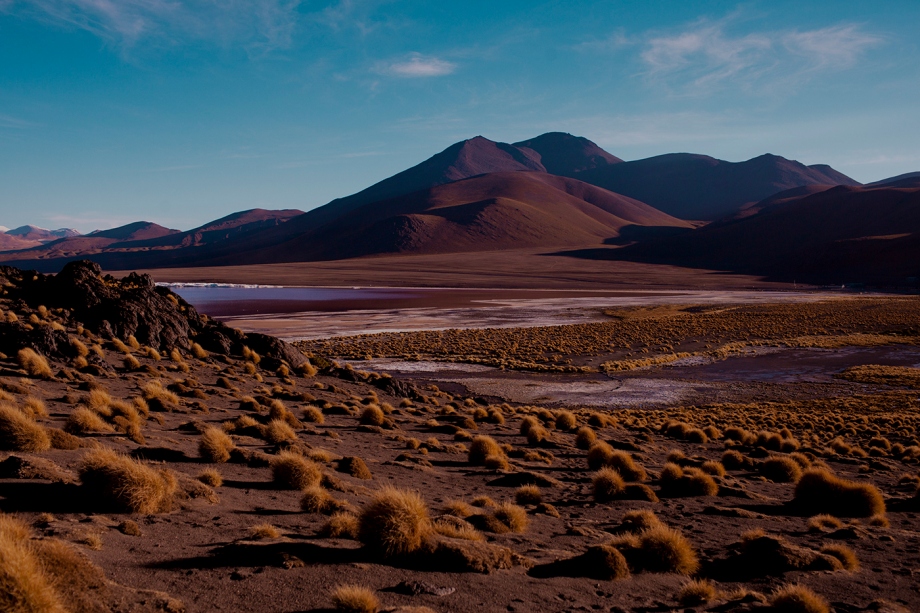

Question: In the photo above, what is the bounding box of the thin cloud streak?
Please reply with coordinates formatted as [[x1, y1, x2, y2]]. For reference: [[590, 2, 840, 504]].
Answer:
[[379, 53, 456, 78], [4, 0, 304, 51]]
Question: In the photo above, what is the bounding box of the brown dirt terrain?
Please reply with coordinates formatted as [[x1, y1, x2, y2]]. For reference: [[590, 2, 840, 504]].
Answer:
[[2, 275, 920, 612]]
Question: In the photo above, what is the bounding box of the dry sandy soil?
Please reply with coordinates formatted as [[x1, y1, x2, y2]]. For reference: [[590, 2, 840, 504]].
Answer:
[[2, 290, 920, 613]]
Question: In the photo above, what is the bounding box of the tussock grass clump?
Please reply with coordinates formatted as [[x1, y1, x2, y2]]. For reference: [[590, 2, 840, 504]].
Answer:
[[588, 443, 647, 481], [0, 513, 67, 613], [612, 525, 700, 575], [78, 448, 176, 513], [271, 452, 322, 490], [579, 544, 630, 580], [197, 469, 223, 487], [678, 579, 718, 605], [468, 435, 504, 466], [357, 487, 430, 556], [21, 396, 47, 419], [443, 500, 473, 518], [820, 544, 858, 570], [338, 456, 372, 480], [331, 584, 378, 613], [701, 460, 726, 477], [793, 468, 885, 517], [302, 406, 324, 424], [555, 410, 577, 431], [0, 403, 51, 451], [199, 427, 235, 463], [300, 486, 346, 514], [592, 468, 625, 502], [659, 463, 718, 497], [142, 381, 179, 410], [359, 405, 385, 426], [65, 407, 114, 435], [761, 456, 803, 483], [807, 514, 842, 533], [17, 348, 53, 379], [767, 584, 829, 613], [480, 501, 529, 534], [575, 426, 596, 449], [250, 524, 280, 539], [323, 512, 359, 539], [263, 419, 296, 444], [515, 485, 542, 505]]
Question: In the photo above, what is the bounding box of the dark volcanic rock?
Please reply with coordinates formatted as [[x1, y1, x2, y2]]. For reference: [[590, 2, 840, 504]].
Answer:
[[0, 261, 306, 367]]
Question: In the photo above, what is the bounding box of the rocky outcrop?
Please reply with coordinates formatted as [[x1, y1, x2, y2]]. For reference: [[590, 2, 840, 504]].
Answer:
[[0, 261, 305, 367]]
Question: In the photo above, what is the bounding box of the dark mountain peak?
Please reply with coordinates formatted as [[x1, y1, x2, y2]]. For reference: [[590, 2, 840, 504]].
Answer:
[[513, 132, 622, 176], [867, 171, 920, 187], [91, 221, 178, 241], [192, 209, 303, 233], [7, 226, 81, 241]]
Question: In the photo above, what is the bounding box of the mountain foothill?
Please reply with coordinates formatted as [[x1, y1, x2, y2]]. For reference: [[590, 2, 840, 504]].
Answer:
[[2, 132, 917, 285]]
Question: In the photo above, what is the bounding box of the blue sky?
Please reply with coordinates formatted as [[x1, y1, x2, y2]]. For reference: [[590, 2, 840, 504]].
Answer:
[[1, 0, 918, 233]]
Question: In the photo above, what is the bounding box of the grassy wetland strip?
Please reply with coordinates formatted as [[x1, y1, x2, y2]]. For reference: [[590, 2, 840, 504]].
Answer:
[[297, 298, 920, 372]]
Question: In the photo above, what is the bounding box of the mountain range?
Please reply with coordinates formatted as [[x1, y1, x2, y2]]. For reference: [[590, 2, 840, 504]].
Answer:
[[1, 132, 917, 285]]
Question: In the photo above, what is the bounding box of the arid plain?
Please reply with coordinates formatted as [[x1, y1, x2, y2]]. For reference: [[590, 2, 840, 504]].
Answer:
[[1, 260, 919, 613]]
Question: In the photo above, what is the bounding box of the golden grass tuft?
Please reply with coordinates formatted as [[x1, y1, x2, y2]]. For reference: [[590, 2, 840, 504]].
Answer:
[[0, 403, 51, 451], [300, 486, 345, 514], [678, 579, 718, 605], [768, 584, 829, 613], [199, 427, 235, 463], [630, 525, 699, 575], [592, 468, 625, 502], [555, 410, 577, 431], [761, 456, 803, 483], [302, 406, 324, 424], [263, 419, 296, 444], [357, 487, 430, 556], [807, 514, 842, 533], [359, 405, 385, 426], [819, 543, 859, 570], [197, 468, 223, 487], [65, 407, 115, 435], [0, 513, 67, 613], [330, 584, 378, 613], [793, 468, 885, 517], [322, 512, 359, 539], [250, 524, 280, 539], [481, 501, 529, 534], [443, 500, 474, 518], [190, 342, 209, 359], [514, 484, 542, 505], [78, 448, 176, 513], [468, 435, 503, 465], [659, 463, 718, 497], [575, 426, 596, 449], [17, 349, 53, 379], [21, 396, 47, 419], [271, 452, 322, 490]]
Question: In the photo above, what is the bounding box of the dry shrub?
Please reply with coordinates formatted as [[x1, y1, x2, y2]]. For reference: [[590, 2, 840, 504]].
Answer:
[[70, 338, 89, 357], [659, 463, 718, 497], [593, 468, 625, 502], [17, 349, 53, 379], [768, 584, 829, 613], [190, 342, 209, 359], [331, 584, 378, 613], [118, 520, 142, 536], [197, 469, 223, 487], [868, 514, 889, 528], [793, 468, 885, 517], [761, 456, 803, 483], [575, 426, 596, 449], [701, 460, 726, 477], [199, 427, 234, 463], [678, 579, 718, 605], [443, 500, 473, 518], [819, 544, 858, 570], [21, 396, 47, 419], [614, 509, 664, 534], [721, 449, 749, 470], [323, 512, 359, 539], [250, 523, 280, 539], [302, 406, 324, 424], [807, 514, 842, 533], [613, 525, 699, 575], [300, 486, 345, 514], [357, 487, 430, 556], [468, 435, 503, 465], [515, 485, 542, 505], [0, 404, 51, 451], [122, 355, 141, 371], [142, 381, 179, 410], [579, 544, 630, 580], [587, 442, 646, 480], [359, 405, 385, 426], [481, 502, 529, 534], [263, 419, 296, 444], [271, 452, 322, 490], [79, 448, 176, 513], [526, 424, 549, 446], [65, 407, 114, 435], [555, 411, 577, 431], [0, 514, 67, 613]]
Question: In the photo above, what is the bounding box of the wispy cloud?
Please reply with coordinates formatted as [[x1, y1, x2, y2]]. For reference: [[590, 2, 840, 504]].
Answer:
[[590, 15, 882, 95], [378, 53, 456, 78], [4, 0, 303, 52], [0, 112, 37, 128]]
